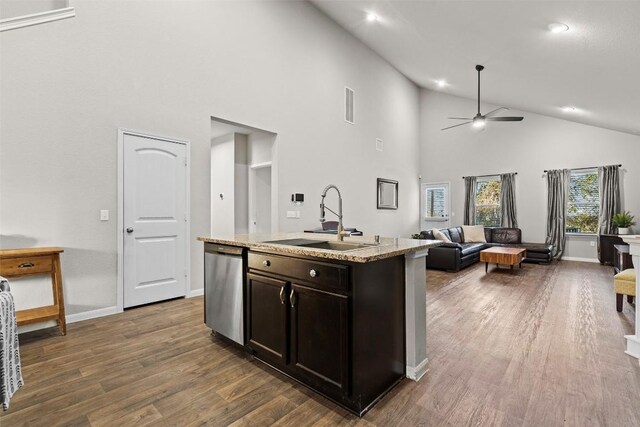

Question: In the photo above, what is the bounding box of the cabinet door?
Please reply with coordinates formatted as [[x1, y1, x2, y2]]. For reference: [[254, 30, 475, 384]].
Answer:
[[247, 273, 288, 365], [290, 283, 349, 395]]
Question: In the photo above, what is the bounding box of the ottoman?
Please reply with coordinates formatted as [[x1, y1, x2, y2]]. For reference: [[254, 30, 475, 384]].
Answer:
[[614, 268, 636, 312]]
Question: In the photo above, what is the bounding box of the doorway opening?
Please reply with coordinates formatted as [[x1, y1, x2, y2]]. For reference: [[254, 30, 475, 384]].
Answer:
[[210, 117, 277, 236]]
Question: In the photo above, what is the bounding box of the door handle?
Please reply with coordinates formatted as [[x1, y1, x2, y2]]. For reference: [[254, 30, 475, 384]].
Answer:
[[279, 286, 285, 305], [126, 227, 134, 233], [290, 289, 296, 308]]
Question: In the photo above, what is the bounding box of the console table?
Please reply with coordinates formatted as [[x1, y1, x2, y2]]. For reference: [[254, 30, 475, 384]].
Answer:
[[0, 247, 66, 335], [613, 244, 633, 275]]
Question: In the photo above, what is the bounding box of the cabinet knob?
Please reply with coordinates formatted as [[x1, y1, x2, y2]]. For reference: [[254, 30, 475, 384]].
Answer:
[[263, 260, 270, 267], [309, 269, 317, 278]]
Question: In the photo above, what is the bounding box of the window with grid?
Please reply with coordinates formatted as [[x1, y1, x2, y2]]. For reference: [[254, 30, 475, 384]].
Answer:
[[475, 177, 501, 227], [425, 186, 446, 219], [566, 169, 599, 234]]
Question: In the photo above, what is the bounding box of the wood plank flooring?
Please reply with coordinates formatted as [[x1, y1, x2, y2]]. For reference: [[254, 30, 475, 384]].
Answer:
[[2, 261, 639, 426]]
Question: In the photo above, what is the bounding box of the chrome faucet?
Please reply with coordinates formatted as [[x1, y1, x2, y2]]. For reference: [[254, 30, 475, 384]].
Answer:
[[319, 184, 349, 241]]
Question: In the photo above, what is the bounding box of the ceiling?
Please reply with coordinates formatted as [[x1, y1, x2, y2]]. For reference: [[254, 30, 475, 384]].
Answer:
[[311, 1, 640, 136]]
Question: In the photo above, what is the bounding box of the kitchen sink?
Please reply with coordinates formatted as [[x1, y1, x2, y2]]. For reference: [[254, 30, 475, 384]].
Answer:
[[262, 238, 375, 252], [298, 241, 375, 251]]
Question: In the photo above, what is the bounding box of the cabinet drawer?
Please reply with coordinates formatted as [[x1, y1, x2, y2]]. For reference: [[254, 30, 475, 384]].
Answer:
[[248, 252, 349, 291], [0, 255, 53, 277]]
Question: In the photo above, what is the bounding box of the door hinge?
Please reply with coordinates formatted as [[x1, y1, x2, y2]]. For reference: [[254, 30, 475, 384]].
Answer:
[[184, 268, 188, 277], [184, 213, 188, 222], [184, 157, 187, 166]]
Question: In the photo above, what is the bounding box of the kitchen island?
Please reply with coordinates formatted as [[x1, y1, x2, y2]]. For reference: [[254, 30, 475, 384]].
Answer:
[[198, 232, 440, 416]]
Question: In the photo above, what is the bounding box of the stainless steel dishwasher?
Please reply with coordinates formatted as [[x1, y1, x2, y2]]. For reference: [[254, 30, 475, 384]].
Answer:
[[204, 243, 246, 345]]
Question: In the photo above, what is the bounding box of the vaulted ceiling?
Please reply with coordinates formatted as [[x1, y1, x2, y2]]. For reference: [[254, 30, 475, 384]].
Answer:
[[312, 1, 640, 136]]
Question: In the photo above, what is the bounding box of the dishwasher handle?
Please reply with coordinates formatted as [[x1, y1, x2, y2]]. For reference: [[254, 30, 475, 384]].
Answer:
[[204, 243, 244, 256]]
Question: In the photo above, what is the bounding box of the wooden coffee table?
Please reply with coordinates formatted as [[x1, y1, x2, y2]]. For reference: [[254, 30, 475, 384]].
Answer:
[[479, 247, 527, 273]]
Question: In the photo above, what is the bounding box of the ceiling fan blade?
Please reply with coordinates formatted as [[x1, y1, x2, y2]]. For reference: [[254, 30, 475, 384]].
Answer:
[[486, 116, 524, 121], [484, 107, 508, 117], [441, 121, 472, 131], [447, 117, 473, 120]]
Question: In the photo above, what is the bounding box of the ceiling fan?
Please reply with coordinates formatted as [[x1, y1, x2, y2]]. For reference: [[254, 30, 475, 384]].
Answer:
[[442, 65, 524, 131]]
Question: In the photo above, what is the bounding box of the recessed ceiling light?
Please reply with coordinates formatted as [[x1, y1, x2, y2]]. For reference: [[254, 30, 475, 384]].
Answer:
[[435, 79, 447, 88], [548, 23, 569, 33], [562, 106, 577, 113], [366, 12, 380, 23]]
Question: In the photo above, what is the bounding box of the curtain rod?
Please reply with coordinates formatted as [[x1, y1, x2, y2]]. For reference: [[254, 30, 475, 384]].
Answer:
[[543, 164, 621, 173], [462, 172, 517, 179]]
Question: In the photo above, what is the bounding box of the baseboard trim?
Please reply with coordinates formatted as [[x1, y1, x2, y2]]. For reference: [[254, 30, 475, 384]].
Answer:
[[561, 256, 599, 263], [66, 306, 120, 324], [188, 288, 204, 298], [406, 357, 429, 381]]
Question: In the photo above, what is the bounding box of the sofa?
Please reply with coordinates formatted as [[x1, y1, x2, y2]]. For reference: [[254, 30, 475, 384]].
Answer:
[[419, 227, 553, 272]]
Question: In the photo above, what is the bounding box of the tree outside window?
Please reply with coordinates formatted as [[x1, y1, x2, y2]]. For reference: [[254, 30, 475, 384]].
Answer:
[[475, 178, 501, 227], [566, 170, 599, 233]]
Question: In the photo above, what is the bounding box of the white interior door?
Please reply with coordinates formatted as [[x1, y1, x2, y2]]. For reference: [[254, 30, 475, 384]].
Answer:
[[123, 133, 188, 308], [249, 164, 272, 234], [421, 182, 450, 231]]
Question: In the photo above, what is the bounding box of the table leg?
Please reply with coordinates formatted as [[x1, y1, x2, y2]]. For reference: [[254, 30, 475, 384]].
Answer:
[[53, 254, 66, 336], [485, 262, 488, 273]]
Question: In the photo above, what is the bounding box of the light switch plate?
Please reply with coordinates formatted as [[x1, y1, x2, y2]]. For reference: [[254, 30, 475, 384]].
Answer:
[[100, 210, 109, 221], [286, 211, 297, 218]]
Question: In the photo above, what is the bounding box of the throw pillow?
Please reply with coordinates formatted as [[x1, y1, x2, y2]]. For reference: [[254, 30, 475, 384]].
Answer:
[[462, 225, 486, 243], [431, 228, 451, 242]]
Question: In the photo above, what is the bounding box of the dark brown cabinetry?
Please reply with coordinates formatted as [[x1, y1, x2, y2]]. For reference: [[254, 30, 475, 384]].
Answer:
[[246, 250, 405, 416], [247, 273, 288, 364], [599, 234, 625, 265], [290, 283, 349, 395]]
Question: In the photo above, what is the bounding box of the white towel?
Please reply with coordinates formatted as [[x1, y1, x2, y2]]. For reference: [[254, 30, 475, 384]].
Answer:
[[0, 276, 24, 411]]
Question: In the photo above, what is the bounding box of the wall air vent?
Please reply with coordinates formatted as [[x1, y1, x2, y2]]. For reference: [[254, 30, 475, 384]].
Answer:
[[345, 87, 354, 124]]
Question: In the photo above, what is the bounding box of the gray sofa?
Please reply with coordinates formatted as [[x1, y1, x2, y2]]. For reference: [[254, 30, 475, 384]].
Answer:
[[418, 227, 553, 272]]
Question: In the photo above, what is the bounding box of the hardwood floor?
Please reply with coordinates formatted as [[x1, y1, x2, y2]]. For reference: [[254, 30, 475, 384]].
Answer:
[[2, 261, 639, 426]]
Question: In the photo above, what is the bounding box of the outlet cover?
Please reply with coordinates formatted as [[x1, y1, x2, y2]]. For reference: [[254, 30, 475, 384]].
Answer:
[[376, 138, 383, 151]]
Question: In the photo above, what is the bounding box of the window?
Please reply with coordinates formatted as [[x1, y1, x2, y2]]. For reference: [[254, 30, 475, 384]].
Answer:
[[475, 177, 501, 227], [566, 169, 599, 234], [425, 186, 446, 219]]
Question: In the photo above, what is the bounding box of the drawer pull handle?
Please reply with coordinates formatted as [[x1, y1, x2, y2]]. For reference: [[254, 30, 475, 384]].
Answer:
[[262, 260, 270, 267], [18, 262, 35, 268], [290, 289, 296, 308], [309, 269, 317, 278], [279, 286, 285, 305]]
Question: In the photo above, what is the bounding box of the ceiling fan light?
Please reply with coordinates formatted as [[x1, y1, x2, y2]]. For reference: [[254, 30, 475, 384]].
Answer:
[[472, 117, 486, 128], [548, 22, 569, 33], [366, 12, 380, 22]]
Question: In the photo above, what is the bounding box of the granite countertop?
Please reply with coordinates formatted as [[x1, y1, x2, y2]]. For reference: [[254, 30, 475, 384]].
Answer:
[[197, 232, 442, 263]]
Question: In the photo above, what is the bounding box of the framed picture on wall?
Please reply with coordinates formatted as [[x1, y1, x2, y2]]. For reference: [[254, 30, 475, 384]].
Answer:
[[377, 178, 398, 210]]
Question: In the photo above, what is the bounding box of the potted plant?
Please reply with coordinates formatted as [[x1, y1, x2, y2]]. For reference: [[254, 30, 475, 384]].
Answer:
[[612, 211, 636, 234]]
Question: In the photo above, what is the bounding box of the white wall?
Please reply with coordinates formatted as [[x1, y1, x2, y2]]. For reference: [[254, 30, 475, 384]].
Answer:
[[419, 90, 640, 260], [210, 134, 235, 236], [0, 1, 420, 318]]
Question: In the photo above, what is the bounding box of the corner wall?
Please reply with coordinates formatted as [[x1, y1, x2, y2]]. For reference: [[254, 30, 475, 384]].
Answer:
[[419, 89, 640, 260]]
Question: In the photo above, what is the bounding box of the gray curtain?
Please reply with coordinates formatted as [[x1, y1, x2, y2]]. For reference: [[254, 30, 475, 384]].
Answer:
[[500, 173, 518, 227], [545, 169, 570, 259], [597, 165, 621, 235], [463, 176, 477, 225]]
